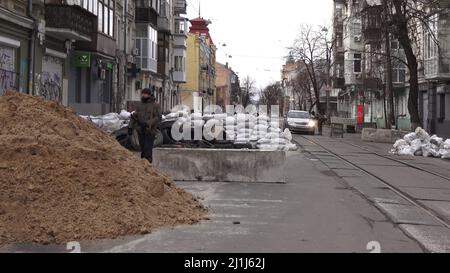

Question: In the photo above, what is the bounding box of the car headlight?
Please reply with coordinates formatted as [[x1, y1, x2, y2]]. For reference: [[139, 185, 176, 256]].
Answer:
[[308, 120, 316, 127], [288, 121, 296, 126]]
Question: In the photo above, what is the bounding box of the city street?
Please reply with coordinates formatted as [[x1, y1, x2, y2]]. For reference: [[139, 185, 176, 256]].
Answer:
[[4, 130, 450, 253]]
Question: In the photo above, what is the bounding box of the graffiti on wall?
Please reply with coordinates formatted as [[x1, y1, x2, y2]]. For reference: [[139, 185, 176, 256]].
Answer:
[[0, 46, 18, 94], [38, 55, 63, 102]]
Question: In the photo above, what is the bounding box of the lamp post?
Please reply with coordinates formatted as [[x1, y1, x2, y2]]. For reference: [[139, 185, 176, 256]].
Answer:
[[322, 27, 332, 120]]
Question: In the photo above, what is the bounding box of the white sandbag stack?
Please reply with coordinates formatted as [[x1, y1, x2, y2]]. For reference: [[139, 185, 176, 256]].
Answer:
[[224, 116, 236, 140], [440, 139, 450, 159], [390, 127, 450, 160], [235, 114, 254, 143]]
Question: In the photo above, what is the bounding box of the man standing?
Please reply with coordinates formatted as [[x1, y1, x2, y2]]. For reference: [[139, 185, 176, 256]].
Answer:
[[130, 88, 161, 163], [311, 111, 326, 136]]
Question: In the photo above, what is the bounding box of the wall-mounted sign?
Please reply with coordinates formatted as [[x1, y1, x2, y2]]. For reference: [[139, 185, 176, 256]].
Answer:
[[106, 63, 114, 70], [74, 52, 91, 68]]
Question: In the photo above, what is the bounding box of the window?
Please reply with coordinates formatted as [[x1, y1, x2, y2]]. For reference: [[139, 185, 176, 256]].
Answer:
[[98, 2, 103, 33], [424, 14, 439, 75], [175, 19, 186, 34], [135, 24, 158, 72], [81, 0, 99, 15], [354, 53, 362, 73], [81, 0, 113, 37], [174, 56, 185, 72], [353, 19, 362, 36], [392, 66, 406, 83]]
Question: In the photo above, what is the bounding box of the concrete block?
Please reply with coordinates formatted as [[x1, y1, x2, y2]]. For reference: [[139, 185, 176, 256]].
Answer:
[[361, 128, 410, 144], [153, 148, 286, 183]]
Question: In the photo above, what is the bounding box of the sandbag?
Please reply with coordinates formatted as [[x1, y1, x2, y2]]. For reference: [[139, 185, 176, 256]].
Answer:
[[238, 128, 253, 134], [225, 117, 236, 125], [271, 138, 288, 145], [257, 138, 271, 144], [265, 132, 281, 139], [409, 139, 422, 156], [415, 127, 430, 142], [257, 144, 279, 151], [398, 146, 415, 156], [213, 114, 227, 121], [254, 124, 269, 131], [236, 114, 249, 123], [441, 150, 450, 159], [403, 133, 417, 144], [422, 143, 441, 158], [191, 112, 203, 120], [283, 128, 293, 142], [119, 110, 131, 120], [393, 139, 408, 149], [430, 135, 444, 147]]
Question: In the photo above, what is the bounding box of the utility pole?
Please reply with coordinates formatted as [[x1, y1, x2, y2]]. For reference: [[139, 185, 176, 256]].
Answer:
[[383, 0, 395, 129], [322, 27, 332, 121], [123, 0, 128, 111]]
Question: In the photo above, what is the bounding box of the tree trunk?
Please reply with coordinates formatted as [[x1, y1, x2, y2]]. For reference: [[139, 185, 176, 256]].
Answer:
[[392, 0, 421, 130], [407, 63, 421, 129]]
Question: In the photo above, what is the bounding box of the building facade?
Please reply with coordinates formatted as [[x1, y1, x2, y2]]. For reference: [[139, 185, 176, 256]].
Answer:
[[332, 0, 450, 136], [128, 0, 187, 114], [215, 62, 240, 110], [332, 0, 409, 129], [0, 0, 34, 95], [180, 16, 216, 112]]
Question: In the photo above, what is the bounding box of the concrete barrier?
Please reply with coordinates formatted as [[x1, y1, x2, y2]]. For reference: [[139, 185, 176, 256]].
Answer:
[[361, 128, 410, 144], [153, 148, 286, 183]]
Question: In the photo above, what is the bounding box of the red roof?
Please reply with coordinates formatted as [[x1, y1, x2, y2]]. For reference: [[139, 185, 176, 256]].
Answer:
[[189, 17, 214, 45]]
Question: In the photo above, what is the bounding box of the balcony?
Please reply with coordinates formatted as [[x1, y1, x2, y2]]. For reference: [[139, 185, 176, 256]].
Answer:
[[157, 0, 171, 33], [174, 0, 187, 15], [45, 4, 96, 42], [75, 32, 116, 57], [425, 57, 450, 80], [333, 17, 344, 32], [362, 5, 383, 43], [158, 32, 170, 77], [135, 7, 158, 26]]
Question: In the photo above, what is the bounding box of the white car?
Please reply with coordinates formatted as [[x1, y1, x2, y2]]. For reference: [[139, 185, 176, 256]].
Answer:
[[284, 111, 316, 135]]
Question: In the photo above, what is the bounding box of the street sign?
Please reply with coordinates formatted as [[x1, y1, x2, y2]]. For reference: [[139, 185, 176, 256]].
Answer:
[[74, 52, 91, 68]]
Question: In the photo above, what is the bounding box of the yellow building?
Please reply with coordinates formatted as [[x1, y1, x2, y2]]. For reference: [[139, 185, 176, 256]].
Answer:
[[180, 17, 216, 112]]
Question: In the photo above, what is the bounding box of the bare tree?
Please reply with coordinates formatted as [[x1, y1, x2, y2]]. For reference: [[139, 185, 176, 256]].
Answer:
[[386, 0, 442, 129], [260, 82, 282, 109], [343, 0, 443, 130], [290, 25, 330, 116], [291, 64, 313, 111], [240, 75, 256, 107]]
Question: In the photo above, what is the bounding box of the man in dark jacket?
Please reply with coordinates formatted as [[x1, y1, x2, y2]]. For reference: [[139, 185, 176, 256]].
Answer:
[[130, 88, 161, 163]]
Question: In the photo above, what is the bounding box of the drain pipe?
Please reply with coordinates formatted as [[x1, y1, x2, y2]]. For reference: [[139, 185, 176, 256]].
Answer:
[[27, 0, 38, 95]]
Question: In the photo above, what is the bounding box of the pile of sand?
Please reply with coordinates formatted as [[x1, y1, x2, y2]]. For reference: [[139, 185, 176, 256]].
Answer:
[[0, 91, 207, 245]]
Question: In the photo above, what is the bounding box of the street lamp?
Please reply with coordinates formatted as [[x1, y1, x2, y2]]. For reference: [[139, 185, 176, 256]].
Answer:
[[321, 26, 332, 120]]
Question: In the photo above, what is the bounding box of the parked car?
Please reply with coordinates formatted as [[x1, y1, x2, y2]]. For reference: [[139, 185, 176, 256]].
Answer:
[[284, 111, 316, 135]]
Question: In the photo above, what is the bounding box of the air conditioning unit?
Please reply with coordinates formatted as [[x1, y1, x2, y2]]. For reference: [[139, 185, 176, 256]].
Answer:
[[127, 55, 135, 64], [354, 36, 362, 43], [132, 48, 139, 56]]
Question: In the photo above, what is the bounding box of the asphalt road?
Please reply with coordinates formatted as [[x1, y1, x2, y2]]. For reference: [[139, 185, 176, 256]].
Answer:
[[1, 138, 423, 253]]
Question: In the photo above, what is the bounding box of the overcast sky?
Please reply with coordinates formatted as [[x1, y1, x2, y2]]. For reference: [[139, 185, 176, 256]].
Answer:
[[186, 0, 334, 89]]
